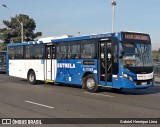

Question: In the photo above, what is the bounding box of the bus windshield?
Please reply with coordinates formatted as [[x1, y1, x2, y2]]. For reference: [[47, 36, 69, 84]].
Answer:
[[121, 43, 152, 67]]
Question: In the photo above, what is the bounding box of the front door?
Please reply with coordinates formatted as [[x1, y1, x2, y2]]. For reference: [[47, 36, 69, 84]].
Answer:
[[100, 41, 112, 85]]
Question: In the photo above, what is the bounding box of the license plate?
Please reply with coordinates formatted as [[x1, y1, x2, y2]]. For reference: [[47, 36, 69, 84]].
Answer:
[[142, 82, 147, 85]]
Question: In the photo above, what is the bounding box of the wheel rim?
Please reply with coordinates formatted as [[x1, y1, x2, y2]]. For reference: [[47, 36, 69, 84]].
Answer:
[[29, 74, 34, 82], [86, 78, 95, 89]]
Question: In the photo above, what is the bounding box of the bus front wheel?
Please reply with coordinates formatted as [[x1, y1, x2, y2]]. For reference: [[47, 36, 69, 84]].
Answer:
[[27, 70, 37, 85], [85, 74, 99, 93]]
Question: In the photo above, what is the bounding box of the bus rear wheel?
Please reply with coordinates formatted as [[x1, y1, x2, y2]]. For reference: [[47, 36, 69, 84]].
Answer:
[[85, 74, 99, 93], [27, 70, 37, 85]]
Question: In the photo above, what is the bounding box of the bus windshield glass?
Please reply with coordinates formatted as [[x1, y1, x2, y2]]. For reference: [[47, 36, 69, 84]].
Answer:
[[121, 42, 152, 67]]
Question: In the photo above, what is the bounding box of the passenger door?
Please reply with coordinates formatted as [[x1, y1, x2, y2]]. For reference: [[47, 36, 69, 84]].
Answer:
[[99, 38, 118, 86], [45, 45, 56, 81], [100, 40, 112, 84]]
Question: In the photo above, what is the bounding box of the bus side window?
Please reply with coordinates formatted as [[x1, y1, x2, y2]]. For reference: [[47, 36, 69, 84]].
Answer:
[[11, 54, 15, 59], [38, 50, 43, 59], [71, 44, 80, 59], [25, 46, 30, 59], [52, 46, 55, 59], [81, 49, 86, 58], [26, 53, 30, 59], [67, 54, 71, 59], [47, 47, 51, 59], [81, 43, 95, 59], [59, 54, 63, 59], [8, 47, 15, 59]]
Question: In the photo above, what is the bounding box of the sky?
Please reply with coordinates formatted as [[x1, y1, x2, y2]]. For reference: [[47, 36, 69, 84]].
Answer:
[[0, 0, 160, 50]]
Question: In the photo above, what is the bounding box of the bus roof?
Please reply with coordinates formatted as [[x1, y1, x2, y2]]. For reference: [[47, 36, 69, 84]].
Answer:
[[51, 32, 119, 43], [38, 35, 73, 43], [7, 31, 149, 47], [51, 31, 150, 43], [7, 32, 118, 46]]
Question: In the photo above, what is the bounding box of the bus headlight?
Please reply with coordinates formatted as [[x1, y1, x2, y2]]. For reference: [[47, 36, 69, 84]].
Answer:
[[128, 76, 133, 81], [123, 73, 128, 78], [122, 72, 133, 81]]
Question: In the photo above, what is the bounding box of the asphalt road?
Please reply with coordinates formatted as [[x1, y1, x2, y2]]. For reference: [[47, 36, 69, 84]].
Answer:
[[0, 74, 160, 126]]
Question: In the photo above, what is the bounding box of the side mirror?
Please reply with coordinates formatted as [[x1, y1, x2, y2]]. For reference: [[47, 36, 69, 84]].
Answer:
[[120, 45, 124, 59]]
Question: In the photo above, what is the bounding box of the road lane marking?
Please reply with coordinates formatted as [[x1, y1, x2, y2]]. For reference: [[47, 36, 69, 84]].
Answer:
[[84, 92, 114, 98], [25, 100, 54, 109]]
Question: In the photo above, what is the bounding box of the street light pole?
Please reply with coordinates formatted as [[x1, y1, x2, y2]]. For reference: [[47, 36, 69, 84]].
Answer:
[[21, 22, 23, 42], [2, 4, 24, 42], [111, 0, 116, 33]]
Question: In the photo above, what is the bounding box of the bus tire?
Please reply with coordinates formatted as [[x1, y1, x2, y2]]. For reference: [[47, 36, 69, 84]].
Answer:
[[85, 74, 99, 93], [27, 70, 37, 85], [82, 77, 86, 89]]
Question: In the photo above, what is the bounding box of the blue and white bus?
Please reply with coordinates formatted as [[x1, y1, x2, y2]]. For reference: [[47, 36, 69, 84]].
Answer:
[[7, 32, 154, 92], [0, 51, 6, 73]]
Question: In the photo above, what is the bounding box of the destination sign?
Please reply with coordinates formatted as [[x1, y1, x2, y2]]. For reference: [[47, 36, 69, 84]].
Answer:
[[124, 33, 150, 41]]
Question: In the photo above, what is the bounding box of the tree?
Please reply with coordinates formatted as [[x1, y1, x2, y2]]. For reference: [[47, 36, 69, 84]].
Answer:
[[152, 50, 160, 61], [0, 43, 7, 51], [0, 14, 42, 49]]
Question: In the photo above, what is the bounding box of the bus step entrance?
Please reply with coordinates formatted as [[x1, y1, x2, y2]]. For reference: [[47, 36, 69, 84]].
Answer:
[[45, 80, 54, 83]]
